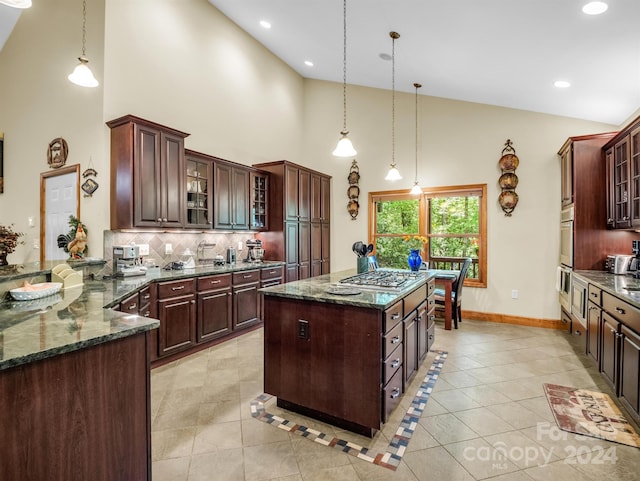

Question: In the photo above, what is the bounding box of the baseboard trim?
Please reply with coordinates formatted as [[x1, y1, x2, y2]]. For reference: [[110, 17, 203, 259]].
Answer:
[[461, 310, 565, 330]]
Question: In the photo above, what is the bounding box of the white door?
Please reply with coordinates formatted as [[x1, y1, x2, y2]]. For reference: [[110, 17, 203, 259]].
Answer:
[[44, 170, 78, 261]]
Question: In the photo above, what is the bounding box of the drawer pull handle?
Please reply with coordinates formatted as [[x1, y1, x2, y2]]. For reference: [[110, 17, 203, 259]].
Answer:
[[128, 304, 137, 310], [243, 274, 252, 279], [391, 313, 400, 320], [390, 388, 400, 399], [142, 294, 150, 300], [172, 286, 185, 291], [615, 307, 626, 315], [590, 292, 598, 298], [211, 280, 221, 284], [390, 336, 400, 344], [269, 270, 276, 274], [144, 313, 150, 317], [390, 359, 400, 368]]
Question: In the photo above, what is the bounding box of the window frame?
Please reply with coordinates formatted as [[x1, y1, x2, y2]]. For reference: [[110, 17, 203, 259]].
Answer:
[[369, 184, 487, 288]]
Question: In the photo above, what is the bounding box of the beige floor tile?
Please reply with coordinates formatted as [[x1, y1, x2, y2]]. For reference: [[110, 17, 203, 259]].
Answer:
[[299, 464, 361, 481], [484, 472, 536, 481], [483, 430, 561, 468], [152, 455, 191, 481], [431, 388, 482, 412], [188, 448, 245, 481], [402, 445, 476, 481], [440, 369, 487, 388], [289, 435, 352, 476], [192, 420, 243, 453], [198, 399, 241, 424], [243, 441, 300, 481], [486, 401, 540, 430], [454, 407, 516, 436], [401, 423, 440, 452], [241, 418, 291, 446], [351, 456, 419, 481], [419, 413, 480, 444], [523, 459, 598, 481], [569, 443, 640, 481], [444, 437, 520, 479], [152, 426, 196, 461], [458, 385, 512, 406], [491, 379, 546, 401], [519, 424, 619, 459]]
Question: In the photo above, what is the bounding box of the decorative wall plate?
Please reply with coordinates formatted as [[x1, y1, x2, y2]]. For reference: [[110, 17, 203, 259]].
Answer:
[[498, 190, 519, 216], [347, 184, 360, 200], [82, 178, 99, 197], [47, 137, 69, 169], [499, 153, 519, 172], [498, 172, 519, 189]]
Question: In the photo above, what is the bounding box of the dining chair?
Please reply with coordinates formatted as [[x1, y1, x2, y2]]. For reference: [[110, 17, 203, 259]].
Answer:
[[434, 257, 472, 329]]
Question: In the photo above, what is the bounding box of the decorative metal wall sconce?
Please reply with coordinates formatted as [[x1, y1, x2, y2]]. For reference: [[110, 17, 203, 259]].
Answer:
[[498, 139, 519, 216], [347, 160, 360, 220]]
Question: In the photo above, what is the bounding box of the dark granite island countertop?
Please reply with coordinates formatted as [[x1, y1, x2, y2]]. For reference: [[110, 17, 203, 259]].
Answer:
[[574, 270, 640, 309]]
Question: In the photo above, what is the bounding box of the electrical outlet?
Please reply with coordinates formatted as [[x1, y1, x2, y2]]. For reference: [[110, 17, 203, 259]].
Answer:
[[165, 243, 173, 255], [32, 239, 39, 249], [511, 289, 519, 299], [137, 244, 150, 256], [298, 319, 309, 340]]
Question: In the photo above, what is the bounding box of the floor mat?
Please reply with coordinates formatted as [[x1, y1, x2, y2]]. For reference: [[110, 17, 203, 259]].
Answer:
[[251, 350, 448, 471], [543, 383, 640, 448]]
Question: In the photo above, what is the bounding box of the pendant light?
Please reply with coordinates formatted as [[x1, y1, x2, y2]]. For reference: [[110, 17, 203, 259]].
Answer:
[[410, 83, 423, 195], [68, 0, 99, 88], [332, 0, 357, 157], [385, 31, 402, 181], [0, 0, 31, 7]]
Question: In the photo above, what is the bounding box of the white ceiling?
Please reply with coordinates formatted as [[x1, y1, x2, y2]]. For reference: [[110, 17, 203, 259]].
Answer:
[[1, 1, 638, 125], [208, 0, 640, 126]]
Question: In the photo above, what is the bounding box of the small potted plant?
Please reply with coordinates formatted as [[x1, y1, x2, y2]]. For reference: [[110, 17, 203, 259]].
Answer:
[[0, 223, 25, 266]]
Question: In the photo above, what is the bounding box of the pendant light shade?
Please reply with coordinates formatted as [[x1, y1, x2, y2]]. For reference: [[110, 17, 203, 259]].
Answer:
[[68, 0, 99, 88], [333, 0, 357, 157], [385, 31, 401, 181], [410, 82, 423, 195], [0, 0, 32, 8]]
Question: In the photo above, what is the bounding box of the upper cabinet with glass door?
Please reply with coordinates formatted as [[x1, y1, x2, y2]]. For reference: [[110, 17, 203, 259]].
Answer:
[[250, 171, 268, 231], [185, 150, 214, 229]]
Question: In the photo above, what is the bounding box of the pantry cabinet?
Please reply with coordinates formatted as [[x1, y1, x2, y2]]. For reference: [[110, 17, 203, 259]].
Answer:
[[108, 115, 189, 230], [254, 160, 331, 282]]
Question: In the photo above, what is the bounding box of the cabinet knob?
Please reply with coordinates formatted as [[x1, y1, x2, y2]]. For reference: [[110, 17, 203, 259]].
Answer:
[[390, 335, 400, 344], [157, 218, 162, 222], [391, 313, 400, 320], [428, 334, 434, 340], [128, 304, 137, 310], [390, 387, 401, 399], [163, 218, 168, 222], [191, 300, 195, 304], [615, 307, 626, 315], [607, 218, 614, 223], [390, 359, 400, 368]]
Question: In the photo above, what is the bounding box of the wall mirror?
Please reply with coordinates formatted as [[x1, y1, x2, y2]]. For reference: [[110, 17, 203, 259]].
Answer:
[[40, 164, 80, 262]]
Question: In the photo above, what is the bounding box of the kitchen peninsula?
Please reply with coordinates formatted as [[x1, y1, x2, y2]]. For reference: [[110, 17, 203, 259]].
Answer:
[[262, 269, 436, 436]]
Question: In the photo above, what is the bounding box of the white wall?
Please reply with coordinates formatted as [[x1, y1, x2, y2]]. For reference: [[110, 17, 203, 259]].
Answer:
[[0, 0, 629, 322]]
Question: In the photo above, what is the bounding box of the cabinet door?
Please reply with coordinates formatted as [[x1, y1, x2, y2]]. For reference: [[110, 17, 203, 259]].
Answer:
[[197, 288, 232, 342], [620, 325, 640, 418], [285, 221, 299, 282], [600, 312, 620, 392], [614, 137, 631, 229], [310, 222, 322, 277], [403, 310, 418, 388], [298, 221, 311, 280], [232, 166, 249, 229], [233, 282, 259, 330], [250, 172, 268, 230], [186, 154, 213, 228], [321, 176, 331, 222], [158, 294, 195, 357], [284, 164, 299, 221], [311, 174, 323, 222], [298, 169, 311, 222], [161, 131, 186, 227], [134, 123, 163, 227], [417, 301, 428, 362], [214, 162, 233, 229], [587, 301, 601, 364], [630, 127, 640, 228], [606, 147, 615, 228], [560, 144, 573, 206], [321, 222, 330, 274]]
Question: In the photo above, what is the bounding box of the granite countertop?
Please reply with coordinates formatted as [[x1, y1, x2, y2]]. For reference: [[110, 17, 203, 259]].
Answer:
[[574, 270, 640, 309], [0, 260, 284, 371], [260, 269, 435, 310]]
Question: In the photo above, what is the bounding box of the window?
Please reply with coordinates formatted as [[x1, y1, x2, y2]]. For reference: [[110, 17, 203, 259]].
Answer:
[[369, 184, 487, 287]]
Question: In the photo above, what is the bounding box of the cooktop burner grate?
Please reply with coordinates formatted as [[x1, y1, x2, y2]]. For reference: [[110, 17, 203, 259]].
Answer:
[[338, 269, 424, 291]]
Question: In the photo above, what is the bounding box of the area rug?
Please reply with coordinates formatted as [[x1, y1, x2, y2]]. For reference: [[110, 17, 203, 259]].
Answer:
[[251, 350, 448, 471], [543, 383, 640, 448]]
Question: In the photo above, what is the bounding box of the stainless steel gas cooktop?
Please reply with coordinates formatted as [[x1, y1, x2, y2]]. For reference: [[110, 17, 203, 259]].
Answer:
[[338, 269, 424, 291]]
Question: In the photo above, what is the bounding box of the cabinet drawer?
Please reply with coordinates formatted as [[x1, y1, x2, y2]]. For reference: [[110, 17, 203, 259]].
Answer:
[[139, 303, 152, 318], [157, 278, 195, 298], [383, 320, 403, 359], [426, 321, 436, 352], [405, 284, 427, 314], [588, 284, 602, 306], [261, 279, 282, 289], [197, 273, 232, 291], [382, 367, 403, 423], [139, 285, 155, 305], [570, 319, 587, 353], [383, 344, 403, 384], [120, 292, 139, 313], [261, 266, 283, 280], [603, 291, 640, 332], [427, 278, 435, 297], [384, 301, 403, 333], [233, 269, 260, 285]]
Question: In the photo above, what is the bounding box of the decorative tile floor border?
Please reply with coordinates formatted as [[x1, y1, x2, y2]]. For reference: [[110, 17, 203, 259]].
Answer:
[[250, 350, 448, 471]]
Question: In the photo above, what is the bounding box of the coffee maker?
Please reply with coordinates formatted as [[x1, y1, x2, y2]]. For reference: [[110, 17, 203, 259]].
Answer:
[[113, 245, 146, 277], [244, 239, 264, 263]]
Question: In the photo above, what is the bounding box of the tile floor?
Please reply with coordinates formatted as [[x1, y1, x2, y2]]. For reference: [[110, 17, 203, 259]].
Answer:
[[150, 319, 640, 481]]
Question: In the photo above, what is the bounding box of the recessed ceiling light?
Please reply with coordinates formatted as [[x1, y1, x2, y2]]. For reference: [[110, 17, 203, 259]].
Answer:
[[304, 60, 314, 67], [259, 20, 271, 29], [582, 2, 608, 15], [379, 53, 392, 61], [554, 80, 571, 88]]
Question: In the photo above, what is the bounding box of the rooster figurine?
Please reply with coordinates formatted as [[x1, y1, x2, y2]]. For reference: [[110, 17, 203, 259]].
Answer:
[[57, 223, 87, 259]]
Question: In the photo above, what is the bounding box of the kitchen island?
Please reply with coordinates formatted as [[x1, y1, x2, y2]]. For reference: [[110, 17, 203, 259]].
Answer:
[[261, 269, 436, 436]]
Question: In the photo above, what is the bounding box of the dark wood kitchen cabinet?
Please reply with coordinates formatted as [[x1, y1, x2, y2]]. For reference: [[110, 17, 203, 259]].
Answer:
[[157, 278, 196, 357], [214, 160, 250, 230], [251, 171, 269, 230], [601, 311, 620, 392], [620, 325, 640, 419], [557, 132, 636, 270], [196, 273, 232, 342], [185, 150, 214, 229], [108, 115, 189, 229], [254, 160, 331, 282], [232, 269, 260, 330]]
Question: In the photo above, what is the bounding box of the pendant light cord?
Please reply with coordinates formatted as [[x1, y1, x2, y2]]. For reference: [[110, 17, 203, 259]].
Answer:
[[81, 0, 87, 57], [391, 33, 396, 166], [341, 0, 348, 132], [414, 83, 421, 181]]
